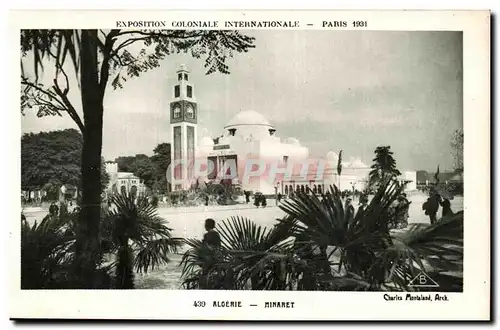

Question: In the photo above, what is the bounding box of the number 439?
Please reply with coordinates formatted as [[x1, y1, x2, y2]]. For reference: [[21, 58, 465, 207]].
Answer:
[[193, 301, 206, 307]]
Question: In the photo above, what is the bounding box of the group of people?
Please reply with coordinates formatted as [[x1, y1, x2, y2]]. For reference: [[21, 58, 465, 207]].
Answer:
[[343, 193, 412, 229], [422, 187, 454, 224]]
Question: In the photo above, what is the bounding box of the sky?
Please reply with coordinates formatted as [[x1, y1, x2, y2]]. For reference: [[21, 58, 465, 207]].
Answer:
[[21, 30, 463, 172]]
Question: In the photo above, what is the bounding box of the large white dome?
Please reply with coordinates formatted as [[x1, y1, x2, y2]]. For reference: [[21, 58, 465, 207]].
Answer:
[[225, 110, 274, 129]]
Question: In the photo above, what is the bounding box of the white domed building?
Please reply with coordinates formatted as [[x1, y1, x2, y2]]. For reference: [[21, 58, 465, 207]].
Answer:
[[195, 110, 317, 194], [168, 66, 416, 194]]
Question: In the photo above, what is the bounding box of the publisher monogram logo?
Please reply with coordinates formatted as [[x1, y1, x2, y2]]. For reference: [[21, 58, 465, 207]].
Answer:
[[408, 271, 440, 288]]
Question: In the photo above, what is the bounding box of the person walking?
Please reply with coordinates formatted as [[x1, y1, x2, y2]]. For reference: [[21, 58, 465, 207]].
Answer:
[[422, 188, 441, 225]]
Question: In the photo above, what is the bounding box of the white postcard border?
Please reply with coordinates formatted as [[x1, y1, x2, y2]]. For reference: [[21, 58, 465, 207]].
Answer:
[[9, 10, 490, 321]]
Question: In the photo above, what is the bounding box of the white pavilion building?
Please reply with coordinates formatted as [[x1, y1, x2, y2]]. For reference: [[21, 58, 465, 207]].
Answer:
[[195, 110, 416, 195], [167, 65, 416, 195]]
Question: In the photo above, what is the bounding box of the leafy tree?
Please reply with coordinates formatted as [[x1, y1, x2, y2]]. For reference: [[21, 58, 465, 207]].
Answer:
[[368, 146, 401, 188], [150, 143, 171, 194], [115, 154, 156, 188], [451, 129, 464, 173], [21, 29, 255, 287], [22, 129, 111, 200], [100, 157, 110, 194], [21, 129, 82, 193]]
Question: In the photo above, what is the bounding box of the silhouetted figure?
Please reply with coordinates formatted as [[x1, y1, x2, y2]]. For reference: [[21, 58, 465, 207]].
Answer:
[[49, 202, 59, 216], [356, 194, 369, 219], [395, 194, 411, 229], [277, 193, 282, 205], [203, 218, 221, 248], [345, 197, 355, 226], [440, 198, 453, 218], [261, 195, 267, 208], [244, 190, 251, 204], [422, 188, 441, 225], [254, 193, 262, 207], [205, 195, 209, 206]]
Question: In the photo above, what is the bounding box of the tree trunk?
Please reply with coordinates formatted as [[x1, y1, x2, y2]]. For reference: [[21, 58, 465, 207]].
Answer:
[[74, 30, 104, 288]]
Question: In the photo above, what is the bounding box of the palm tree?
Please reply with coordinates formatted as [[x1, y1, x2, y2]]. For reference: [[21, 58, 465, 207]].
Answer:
[[180, 216, 297, 290], [369, 146, 402, 189], [21, 210, 112, 289], [181, 179, 463, 291], [102, 193, 184, 289]]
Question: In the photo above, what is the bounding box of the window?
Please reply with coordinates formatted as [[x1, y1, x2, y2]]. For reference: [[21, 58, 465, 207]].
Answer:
[[173, 107, 181, 118], [283, 156, 289, 164], [187, 106, 194, 118], [184, 73, 188, 81], [174, 85, 180, 97], [187, 85, 192, 98], [178, 73, 182, 81]]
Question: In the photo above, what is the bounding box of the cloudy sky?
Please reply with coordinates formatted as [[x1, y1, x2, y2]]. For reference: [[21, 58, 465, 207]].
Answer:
[[21, 30, 462, 171]]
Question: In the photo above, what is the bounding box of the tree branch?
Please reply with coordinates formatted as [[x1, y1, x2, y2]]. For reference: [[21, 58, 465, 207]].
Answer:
[[55, 62, 70, 95], [21, 80, 67, 110], [112, 37, 150, 55], [52, 78, 85, 133], [98, 29, 120, 96]]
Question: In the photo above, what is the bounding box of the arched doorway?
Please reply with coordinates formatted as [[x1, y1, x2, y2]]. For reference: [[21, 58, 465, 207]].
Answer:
[[112, 184, 118, 195], [120, 185, 126, 195], [284, 185, 288, 195], [313, 185, 317, 194], [300, 185, 305, 193], [318, 185, 323, 194], [130, 185, 138, 199]]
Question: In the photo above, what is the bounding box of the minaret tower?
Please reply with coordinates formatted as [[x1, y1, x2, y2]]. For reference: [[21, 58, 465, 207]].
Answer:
[[170, 64, 198, 191]]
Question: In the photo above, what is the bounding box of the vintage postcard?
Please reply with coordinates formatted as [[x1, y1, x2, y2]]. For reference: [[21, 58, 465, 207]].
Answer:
[[10, 10, 490, 321]]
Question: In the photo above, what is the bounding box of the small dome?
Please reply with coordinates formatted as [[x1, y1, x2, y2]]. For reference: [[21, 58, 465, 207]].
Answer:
[[200, 136, 214, 147], [326, 151, 338, 161], [225, 110, 274, 128], [284, 137, 300, 146]]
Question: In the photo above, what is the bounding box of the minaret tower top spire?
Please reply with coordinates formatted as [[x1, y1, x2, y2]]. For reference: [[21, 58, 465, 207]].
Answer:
[[173, 64, 195, 102]]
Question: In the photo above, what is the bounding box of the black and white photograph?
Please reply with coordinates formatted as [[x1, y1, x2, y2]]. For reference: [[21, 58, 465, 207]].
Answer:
[[11, 10, 490, 321]]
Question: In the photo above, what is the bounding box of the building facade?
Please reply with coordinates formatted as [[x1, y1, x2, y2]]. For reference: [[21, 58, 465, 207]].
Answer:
[[105, 162, 146, 197]]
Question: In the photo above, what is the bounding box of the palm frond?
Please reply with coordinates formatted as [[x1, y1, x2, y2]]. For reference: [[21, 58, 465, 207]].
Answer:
[[376, 211, 463, 290], [133, 237, 183, 274]]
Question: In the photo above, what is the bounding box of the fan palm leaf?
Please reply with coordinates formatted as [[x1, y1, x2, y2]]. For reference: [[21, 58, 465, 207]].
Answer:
[[374, 211, 463, 291], [103, 193, 182, 288], [21, 211, 77, 288]]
